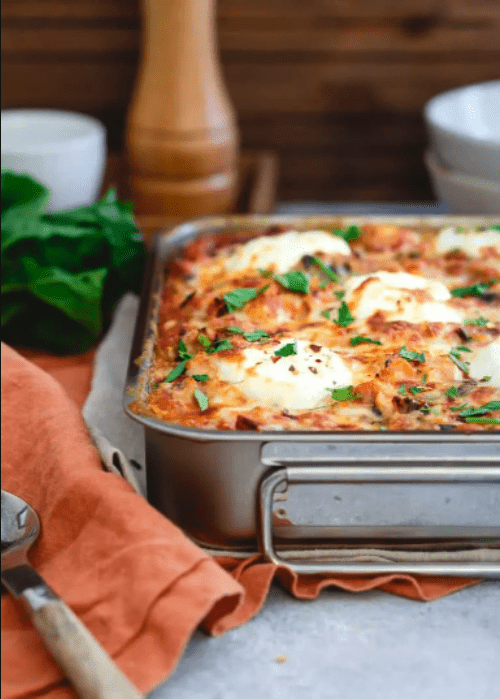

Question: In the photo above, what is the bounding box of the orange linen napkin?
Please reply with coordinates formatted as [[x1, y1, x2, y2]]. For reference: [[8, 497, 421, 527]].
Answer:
[[1, 344, 244, 699], [2, 345, 480, 698]]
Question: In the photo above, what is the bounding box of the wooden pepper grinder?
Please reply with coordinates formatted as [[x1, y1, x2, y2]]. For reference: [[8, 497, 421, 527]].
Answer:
[[125, 0, 239, 216]]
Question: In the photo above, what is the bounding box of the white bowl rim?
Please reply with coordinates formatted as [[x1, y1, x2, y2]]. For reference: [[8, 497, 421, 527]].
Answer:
[[1, 108, 106, 154], [424, 80, 500, 147], [425, 149, 500, 192]]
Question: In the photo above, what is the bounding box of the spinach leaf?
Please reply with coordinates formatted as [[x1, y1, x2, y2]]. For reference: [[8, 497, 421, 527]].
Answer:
[[1, 172, 145, 354]]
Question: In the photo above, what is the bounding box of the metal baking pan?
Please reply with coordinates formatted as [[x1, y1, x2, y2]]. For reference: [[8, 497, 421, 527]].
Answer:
[[124, 215, 500, 577]]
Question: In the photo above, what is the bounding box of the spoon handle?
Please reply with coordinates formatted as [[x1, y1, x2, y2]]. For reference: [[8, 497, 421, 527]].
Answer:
[[13, 566, 144, 699]]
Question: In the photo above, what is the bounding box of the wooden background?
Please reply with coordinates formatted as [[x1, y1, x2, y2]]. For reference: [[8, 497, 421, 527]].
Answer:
[[2, 0, 500, 202]]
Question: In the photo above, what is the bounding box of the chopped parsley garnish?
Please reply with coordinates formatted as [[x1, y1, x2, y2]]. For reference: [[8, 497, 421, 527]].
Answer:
[[399, 346, 425, 363], [445, 386, 458, 398], [180, 291, 196, 308], [482, 376, 492, 382], [311, 256, 338, 282], [327, 385, 361, 401], [192, 374, 209, 382], [334, 301, 355, 327], [198, 333, 211, 347], [449, 354, 470, 374], [178, 339, 193, 360], [419, 406, 440, 415], [450, 281, 493, 298], [397, 385, 407, 395], [459, 401, 500, 418], [223, 287, 260, 312], [464, 417, 500, 424], [409, 386, 425, 395], [243, 330, 270, 341], [320, 309, 331, 319], [226, 326, 269, 342], [450, 403, 469, 412], [274, 342, 297, 357], [331, 225, 361, 242], [334, 291, 345, 299], [464, 316, 489, 327], [422, 374, 428, 385], [165, 359, 188, 382], [450, 347, 470, 360], [205, 339, 233, 354], [258, 268, 273, 278], [193, 388, 209, 411], [350, 336, 382, 347], [319, 279, 329, 289], [273, 270, 310, 294]]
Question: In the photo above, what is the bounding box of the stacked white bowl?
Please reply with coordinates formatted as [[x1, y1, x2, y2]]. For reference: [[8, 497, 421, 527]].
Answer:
[[423, 80, 500, 214]]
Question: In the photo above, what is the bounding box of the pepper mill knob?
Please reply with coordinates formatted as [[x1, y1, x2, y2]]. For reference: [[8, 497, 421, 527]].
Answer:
[[125, 0, 239, 216]]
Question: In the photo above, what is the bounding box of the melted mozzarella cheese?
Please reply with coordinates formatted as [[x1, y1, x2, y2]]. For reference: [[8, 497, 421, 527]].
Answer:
[[224, 230, 351, 274], [212, 339, 352, 410], [468, 339, 500, 387], [436, 227, 500, 257], [343, 271, 462, 324]]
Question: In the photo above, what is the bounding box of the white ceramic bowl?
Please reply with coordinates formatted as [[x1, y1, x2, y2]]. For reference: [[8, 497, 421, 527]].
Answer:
[[1, 109, 106, 211], [425, 150, 500, 214], [424, 81, 500, 182]]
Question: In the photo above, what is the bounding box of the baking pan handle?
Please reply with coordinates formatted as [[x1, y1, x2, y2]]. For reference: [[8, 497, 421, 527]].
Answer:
[[257, 467, 500, 578]]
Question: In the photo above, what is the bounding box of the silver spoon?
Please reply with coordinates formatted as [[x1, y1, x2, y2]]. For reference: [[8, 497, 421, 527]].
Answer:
[[1, 490, 144, 699]]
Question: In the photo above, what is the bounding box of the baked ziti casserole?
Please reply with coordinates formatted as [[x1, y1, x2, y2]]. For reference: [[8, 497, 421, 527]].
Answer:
[[130, 222, 500, 432]]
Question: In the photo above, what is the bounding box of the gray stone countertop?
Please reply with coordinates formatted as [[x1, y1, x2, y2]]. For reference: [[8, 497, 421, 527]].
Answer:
[[150, 581, 499, 699]]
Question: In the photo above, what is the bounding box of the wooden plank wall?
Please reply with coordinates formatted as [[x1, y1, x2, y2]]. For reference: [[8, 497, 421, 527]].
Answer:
[[2, 0, 500, 202]]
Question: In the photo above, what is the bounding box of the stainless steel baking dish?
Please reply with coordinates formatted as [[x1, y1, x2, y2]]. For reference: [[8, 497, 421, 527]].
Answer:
[[124, 215, 500, 577]]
